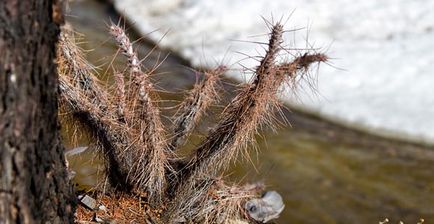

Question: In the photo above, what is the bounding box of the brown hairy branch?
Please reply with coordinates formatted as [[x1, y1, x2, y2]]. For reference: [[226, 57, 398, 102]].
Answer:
[[170, 66, 225, 151], [58, 29, 134, 191], [59, 75, 133, 191], [58, 29, 109, 109], [109, 23, 169, 203]]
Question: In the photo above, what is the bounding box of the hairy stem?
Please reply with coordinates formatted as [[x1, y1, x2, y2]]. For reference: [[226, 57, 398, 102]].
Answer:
[[170, 66, 225, 151]]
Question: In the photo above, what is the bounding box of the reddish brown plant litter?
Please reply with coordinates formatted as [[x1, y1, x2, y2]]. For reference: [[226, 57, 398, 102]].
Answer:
[[75, 192, 162, 224]]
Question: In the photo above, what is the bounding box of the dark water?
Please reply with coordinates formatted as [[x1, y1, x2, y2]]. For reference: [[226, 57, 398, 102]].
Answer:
[[64, 1, 434, 223]]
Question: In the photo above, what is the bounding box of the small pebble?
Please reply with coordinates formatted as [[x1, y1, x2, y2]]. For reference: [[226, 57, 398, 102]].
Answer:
[[78, 194, 97, 210], [245, 191, 285, 223]]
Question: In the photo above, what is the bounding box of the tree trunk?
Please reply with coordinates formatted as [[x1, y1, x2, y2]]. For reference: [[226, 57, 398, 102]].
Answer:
[[0, 0, 74, 223]]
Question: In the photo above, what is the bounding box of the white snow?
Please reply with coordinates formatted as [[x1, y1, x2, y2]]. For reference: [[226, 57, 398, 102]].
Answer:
[[113, 0, 434, 144]]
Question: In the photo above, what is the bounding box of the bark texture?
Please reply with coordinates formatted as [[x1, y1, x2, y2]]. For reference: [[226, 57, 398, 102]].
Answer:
[[0, 0, 74, 223]]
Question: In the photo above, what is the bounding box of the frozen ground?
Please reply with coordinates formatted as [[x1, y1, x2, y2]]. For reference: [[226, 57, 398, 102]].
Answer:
[[113, 0, 434, 144]]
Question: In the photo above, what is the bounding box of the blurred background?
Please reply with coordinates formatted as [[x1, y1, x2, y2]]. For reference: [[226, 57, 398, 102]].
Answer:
[[66, 0, 434, 223]]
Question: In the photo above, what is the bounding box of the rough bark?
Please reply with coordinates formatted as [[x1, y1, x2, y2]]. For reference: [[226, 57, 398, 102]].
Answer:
[[0, 0, 74, 223]]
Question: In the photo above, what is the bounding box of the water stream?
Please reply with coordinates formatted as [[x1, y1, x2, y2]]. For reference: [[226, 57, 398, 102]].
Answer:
[[64, 1, 434, 223]]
